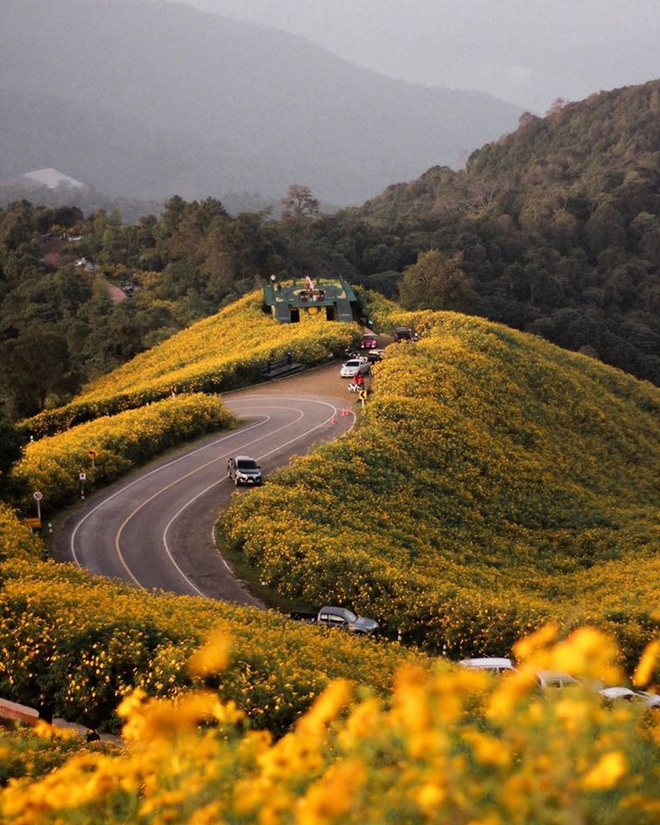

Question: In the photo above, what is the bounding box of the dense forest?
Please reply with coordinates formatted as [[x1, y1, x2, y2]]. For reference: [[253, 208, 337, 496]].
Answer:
[[352, 80, 660, 384], [1, 80, 659, 424]]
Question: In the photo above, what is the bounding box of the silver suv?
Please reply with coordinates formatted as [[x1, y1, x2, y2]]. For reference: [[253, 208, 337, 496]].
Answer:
[[227, 455, 263, 486]]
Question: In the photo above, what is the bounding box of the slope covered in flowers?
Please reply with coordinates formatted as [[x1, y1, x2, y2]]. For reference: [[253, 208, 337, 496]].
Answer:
[[222, 310, 660, 669], [23, 293, 359, 437], [10, 393, 235, 514], [0, 506, 425, 736], [1, 624, 658, 825]]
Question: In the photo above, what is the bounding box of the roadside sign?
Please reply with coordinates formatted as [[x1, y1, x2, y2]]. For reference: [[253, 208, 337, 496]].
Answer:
[[88, 449, 97, 459], [23, 517, 41, 528], [79, 472, 87, 481], [32, 491, 43, 521]]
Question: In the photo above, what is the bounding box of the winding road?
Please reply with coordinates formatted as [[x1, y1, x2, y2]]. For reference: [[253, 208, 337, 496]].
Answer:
[[53, 364, 357, 606]]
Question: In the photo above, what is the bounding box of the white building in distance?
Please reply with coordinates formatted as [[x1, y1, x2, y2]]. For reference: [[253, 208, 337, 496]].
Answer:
[[22, 168, 87, 190]]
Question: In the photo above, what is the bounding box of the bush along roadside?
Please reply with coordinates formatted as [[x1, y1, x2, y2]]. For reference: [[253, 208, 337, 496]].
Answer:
[[10, 394, 236, 516]]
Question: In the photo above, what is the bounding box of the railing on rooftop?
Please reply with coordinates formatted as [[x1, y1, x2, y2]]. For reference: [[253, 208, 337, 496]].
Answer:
[[263, 276, 357, 323]]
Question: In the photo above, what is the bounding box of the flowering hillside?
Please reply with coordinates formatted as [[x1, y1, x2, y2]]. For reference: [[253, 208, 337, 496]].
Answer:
[[222, 310, 660, 670], [1, 296, 658, 821], [11, 394, 235, 514], [23, 293, 359, 437], [0, 506, 424, 735], [1, 623, 658, 824]]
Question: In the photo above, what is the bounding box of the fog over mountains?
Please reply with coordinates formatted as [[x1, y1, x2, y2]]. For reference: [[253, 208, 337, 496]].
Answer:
[[1, 0, 522, 207]]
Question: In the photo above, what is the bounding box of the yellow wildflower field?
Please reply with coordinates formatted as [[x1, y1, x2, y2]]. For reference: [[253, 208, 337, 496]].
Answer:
[[23, 293, 359, 437], [222, 307, 660, 669], [1, 624, 658, 824]]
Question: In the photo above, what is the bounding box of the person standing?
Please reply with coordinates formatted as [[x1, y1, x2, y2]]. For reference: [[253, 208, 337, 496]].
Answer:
[[36, 692, 54, 724]]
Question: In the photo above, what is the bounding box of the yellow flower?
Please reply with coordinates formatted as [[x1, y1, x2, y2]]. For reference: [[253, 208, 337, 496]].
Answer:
[[463, 729, 511, 767], [551, 627, 621, 684], [297, 679, 352, 735], [294, 759, 366, 825], [188, 631, 231, 677], [338, 697, 381, 748], [413, 781, 446, 816], [581, 751, 627, 790], [513, 623, 558, 662], [633, 639, 660, 687], [553, 698, 590, 734]]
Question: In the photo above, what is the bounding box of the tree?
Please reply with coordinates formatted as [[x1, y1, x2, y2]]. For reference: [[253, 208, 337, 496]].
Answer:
[[0, 324, 72, 417], [546, 97, 569, 116], [0, 406, 24, 486], [280, 184, 319, 219], [398, 250, 477, 313]]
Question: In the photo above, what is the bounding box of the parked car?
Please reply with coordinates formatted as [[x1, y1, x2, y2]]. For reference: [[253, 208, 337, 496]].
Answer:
[[394, 326, 417, 342], [534, 670, 581, 688], [637, 690, 660, 708], [360, 333, 378, 349], [227, 455, 263, 486], [317, 606, 379, 634], [290, 605, 379, 634], [459, 657, 516, 674], [340, 357, 370, 378], [600, 687, 660, 708], [366, 349, 385, 364]]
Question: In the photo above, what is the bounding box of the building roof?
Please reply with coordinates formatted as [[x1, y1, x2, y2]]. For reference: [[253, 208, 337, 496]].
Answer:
[[22, 168, 87, 189]]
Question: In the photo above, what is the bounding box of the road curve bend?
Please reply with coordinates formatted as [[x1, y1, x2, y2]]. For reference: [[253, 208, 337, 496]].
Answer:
[[53, 364, 357, 606]]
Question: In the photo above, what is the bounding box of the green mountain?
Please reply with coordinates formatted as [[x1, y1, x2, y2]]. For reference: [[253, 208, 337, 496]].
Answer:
[[347, 80, 660, 385], [1, 81, 659, 429]]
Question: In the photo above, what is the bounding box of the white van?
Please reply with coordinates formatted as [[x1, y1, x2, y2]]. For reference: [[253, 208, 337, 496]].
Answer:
[[458, 657, 516, 674]]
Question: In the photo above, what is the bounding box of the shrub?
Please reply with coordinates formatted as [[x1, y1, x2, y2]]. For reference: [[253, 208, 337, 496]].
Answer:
[[10, 394, 235, 515]]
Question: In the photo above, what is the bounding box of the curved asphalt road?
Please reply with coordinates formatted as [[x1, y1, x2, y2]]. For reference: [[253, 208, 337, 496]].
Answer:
[[53, 364, 357, 606]]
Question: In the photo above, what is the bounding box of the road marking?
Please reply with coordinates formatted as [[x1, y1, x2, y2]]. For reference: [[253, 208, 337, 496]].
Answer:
[[67, 395, 355, 597], [68, 418, 268, 568]]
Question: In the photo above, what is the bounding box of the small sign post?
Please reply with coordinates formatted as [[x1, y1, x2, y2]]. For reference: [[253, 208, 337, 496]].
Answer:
[[32, 491, 43, 522], [79, 472, 87, 500]]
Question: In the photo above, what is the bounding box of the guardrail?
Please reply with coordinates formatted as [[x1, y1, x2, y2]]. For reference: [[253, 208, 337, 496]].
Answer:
[[260, 355, 305, 379]]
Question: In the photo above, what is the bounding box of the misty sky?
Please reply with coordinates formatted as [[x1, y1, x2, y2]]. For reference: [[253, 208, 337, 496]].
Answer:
[[168, 0, 660, 113]]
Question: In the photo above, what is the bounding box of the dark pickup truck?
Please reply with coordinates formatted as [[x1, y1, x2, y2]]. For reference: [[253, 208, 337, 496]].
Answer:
[[291, 605, 379, 635]]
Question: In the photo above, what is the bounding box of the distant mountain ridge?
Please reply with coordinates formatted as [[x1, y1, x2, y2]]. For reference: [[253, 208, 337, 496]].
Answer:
[[0, 0, 522, 206]]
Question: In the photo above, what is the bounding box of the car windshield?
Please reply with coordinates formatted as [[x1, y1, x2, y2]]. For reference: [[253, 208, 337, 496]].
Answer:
[[237, 459, 258, 470], [345, 360, 360, 367]]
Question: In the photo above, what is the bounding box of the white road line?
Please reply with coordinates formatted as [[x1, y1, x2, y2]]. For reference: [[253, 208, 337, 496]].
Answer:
[[68, 417, 267, 567], [68, 395, 356, 598], [117, 406, 304, 589]]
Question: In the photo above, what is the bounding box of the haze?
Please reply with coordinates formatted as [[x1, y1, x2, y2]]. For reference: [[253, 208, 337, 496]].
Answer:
[[178, 0, 660, 113]]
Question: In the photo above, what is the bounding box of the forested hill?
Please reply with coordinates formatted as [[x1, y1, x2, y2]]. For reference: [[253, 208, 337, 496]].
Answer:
[[352, 80, 660, 385], [1, 82, 659, 426]]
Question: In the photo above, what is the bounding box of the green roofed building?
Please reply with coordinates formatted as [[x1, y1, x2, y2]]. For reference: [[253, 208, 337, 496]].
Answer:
[[263, 276, 357, 323]]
